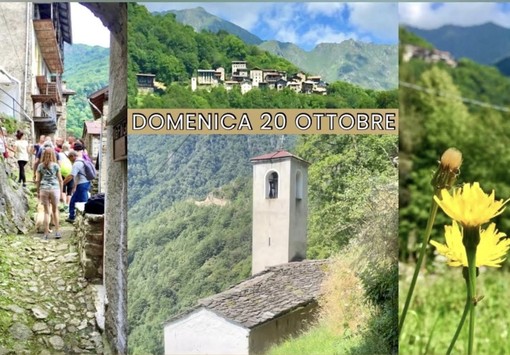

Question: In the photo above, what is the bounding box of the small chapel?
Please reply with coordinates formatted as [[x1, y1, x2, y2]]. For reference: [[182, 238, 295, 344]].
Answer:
[[163, 150, 328, 355]]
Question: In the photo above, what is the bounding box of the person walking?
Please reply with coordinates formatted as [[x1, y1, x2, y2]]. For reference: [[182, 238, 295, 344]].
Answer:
[[13, 130, 29, 187], [58, 142, 73, 210], [32, 135, 45, 182], [63, 145, 90, 223], [36, 148, 64, 239]]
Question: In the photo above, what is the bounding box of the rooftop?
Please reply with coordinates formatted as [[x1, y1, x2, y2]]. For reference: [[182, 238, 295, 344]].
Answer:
[[83, 120, 101, 136], [165, 260, 329, 329], [250, 150, 309, 164]]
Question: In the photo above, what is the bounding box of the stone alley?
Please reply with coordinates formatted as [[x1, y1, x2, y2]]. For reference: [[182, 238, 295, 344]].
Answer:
[[0, 224, 103, 354]]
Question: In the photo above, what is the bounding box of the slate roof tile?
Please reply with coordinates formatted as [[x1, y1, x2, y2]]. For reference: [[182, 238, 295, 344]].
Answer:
[[198, 260, 329, 328]]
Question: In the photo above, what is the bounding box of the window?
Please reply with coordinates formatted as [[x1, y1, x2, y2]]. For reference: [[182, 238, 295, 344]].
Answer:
[[267, 171, 279, 199], [295, 170, 303, 200]]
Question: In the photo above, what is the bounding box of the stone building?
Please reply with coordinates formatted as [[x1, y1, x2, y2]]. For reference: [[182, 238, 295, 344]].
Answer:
[[164, 150, 327, 355], [164, 260, 327, 355], [87, 86, 108, 194], [80, 3, 127, 354], [136, 73, 155, 94], [0, 2, 73, 139]]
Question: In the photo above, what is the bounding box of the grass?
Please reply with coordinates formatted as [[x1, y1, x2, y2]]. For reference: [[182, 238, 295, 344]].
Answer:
[[267, 252, 393, 355], [399, 263, 510, 355], [267, 325, 360, 355]]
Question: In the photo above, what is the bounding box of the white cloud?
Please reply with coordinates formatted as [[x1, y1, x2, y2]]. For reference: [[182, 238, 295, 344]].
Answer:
[[143, 2, 398, 49], [399, 3, 510, 29], [274, 28, 299, 44], [304, 3, 344, 17], [348, 3, 398, 42], [70, 3, 110, 48], [301, 25, 359, 47]]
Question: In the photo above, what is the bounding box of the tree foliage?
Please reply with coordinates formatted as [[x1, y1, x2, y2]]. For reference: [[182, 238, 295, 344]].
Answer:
[[63, 44, 109, 137]]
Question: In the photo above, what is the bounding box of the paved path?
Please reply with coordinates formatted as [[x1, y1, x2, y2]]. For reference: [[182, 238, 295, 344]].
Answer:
[[0, 223, 103, 354]]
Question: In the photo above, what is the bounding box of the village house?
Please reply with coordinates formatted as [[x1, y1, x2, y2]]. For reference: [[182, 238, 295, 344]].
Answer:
[[87, 86, 109, 194], [0, 2, 74, 139], [82, 120, 101, 160], [191, 61, 327, 95], [136, 73, 155, 94], [402, 44, 457, 67], [164, 150, 329, 355]]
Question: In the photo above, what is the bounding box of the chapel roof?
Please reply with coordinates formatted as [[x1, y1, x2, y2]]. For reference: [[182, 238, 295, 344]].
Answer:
[[195, 260, 329, 328]]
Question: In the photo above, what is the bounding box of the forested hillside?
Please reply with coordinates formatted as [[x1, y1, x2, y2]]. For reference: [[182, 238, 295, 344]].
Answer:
[[399, 27, 510, 261], [63, 43, 109, 137], [128, 134, 398, 354]]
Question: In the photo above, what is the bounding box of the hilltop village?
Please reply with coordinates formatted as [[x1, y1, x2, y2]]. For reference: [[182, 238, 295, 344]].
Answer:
[[191, 61, 328, 95]]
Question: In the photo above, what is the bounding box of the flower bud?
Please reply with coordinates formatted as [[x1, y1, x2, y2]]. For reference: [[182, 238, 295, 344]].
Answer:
[[431, 148, 462, 192]]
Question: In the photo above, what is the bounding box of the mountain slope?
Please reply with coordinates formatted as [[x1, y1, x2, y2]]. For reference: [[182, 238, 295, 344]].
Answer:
[[164, 7, 262, 45], [260, 40, 398, 90], [159, 6, 397, 90], [406, 23, 510, 65], [496, 56, 510, 76], [63, 43, 109, 137]]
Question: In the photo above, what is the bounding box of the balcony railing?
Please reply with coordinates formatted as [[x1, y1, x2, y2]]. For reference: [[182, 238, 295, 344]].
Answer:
[[32, 75, 62, 104]]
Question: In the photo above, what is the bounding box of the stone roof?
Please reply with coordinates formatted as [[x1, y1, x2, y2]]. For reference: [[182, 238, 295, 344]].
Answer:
[[198, 260, 329, 329], [250, 150, 309, 164]]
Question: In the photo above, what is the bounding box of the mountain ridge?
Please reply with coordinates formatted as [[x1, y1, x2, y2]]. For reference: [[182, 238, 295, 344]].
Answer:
[[405, 22, 510, 65], [154, 6, 397, 89], [162, 7, 263, 45]]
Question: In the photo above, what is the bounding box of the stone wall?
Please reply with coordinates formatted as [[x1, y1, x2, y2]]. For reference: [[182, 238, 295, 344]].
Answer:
[[81, 3, 128, 354], [75, 212, 104, 281], [0, 159, 32, 235]]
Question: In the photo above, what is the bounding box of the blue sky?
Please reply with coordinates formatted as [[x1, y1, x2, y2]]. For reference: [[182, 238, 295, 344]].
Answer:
[[400, 2, 510, 29], [144, 3, 398, 51]]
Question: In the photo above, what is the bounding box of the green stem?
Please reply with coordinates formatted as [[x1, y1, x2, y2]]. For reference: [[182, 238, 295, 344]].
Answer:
[[399, 197, 439, 336], [446, 268, 471, 355], [463, 226, 479, 355], [467, 256, 476, 355]]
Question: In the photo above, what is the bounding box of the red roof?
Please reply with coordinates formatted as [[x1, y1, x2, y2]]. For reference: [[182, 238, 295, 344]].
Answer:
[[84, 121, 101, 136], [250, 150, 308, 164]]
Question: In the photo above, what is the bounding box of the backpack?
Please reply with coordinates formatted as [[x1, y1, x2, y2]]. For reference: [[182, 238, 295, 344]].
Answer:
[[85, 193, 104, 214], [59, 152, 72, 177], [78, 159, 97, 180]]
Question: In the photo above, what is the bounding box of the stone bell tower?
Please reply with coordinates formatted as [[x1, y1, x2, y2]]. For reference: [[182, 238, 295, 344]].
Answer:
[[250, 150, 310, 275]]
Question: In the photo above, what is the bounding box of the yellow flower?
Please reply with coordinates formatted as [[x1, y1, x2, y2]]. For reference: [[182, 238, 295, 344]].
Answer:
[[431, 221, 510, 267], [434, 182, 508, 227]]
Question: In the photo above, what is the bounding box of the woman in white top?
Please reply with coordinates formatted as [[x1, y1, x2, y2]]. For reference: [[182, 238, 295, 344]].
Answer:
[[13, 130, 29, 187]]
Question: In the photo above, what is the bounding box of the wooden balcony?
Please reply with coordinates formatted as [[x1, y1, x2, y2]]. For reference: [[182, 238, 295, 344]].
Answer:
[[32, 75, 62, 104], [33, 105, 58, 135], [33, 19, 64, 74]]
